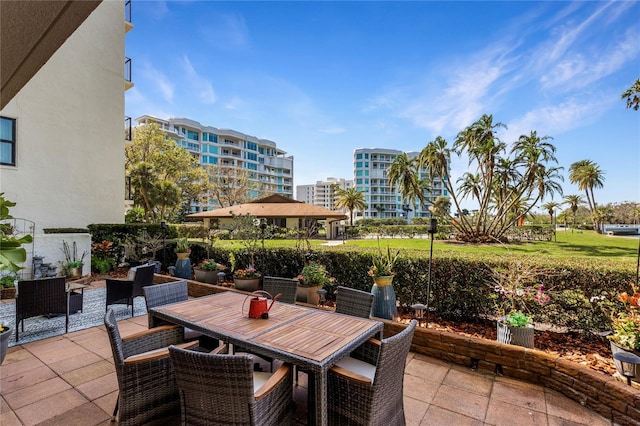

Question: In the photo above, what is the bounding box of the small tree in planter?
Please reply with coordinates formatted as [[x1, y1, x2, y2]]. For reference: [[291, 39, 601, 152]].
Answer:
[[61, 240, 88, 279]]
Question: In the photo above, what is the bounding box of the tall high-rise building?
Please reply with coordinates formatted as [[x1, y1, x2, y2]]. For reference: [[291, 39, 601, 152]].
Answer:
[[135, 116, 294, 212], [353, 148, 449, 221], [296, 177, 353, 213]]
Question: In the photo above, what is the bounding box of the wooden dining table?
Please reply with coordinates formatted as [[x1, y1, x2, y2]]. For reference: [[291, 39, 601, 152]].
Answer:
[[149, 290, 383, 426]]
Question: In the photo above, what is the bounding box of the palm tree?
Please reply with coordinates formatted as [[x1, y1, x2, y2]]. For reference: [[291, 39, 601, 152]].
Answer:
[[563, 194, 584, 229], [569, 160, 605, 232], [542, 201, 561, 227], [430, 195, 451, 219], [388, 153, 427, 214], [621, 78, 640, 111], [334, 187, 366, 225]]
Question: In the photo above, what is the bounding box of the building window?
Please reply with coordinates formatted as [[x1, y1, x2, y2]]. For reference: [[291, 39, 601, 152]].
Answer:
[[0, 116, 16, 166], [356, 153, 363, 159], [187, 130, 199, 141]]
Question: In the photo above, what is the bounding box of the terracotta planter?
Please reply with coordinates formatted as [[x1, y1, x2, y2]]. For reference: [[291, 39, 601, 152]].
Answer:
[[234, 277, 261, 292], [496, 321, 534, 348], [296, 285, 323, 305]]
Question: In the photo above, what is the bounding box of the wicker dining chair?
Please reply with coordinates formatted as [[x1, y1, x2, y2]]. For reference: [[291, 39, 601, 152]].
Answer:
[[327, 320, 417, 426], [262, 276, 298, 305], [105, 263, 155, 316], [169, 345, 294, 426], [143, 280, 219, 350], [15, 277, 69, 341], [104, 308, 198, 426], [335, 286, 374, 318]]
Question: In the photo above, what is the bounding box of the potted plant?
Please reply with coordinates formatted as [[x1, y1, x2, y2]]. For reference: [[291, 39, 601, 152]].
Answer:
[[0, 193, 33, 273], [368, 245, 400, 320], [0, 323, 10, 365], [488, 261, 551, 348], [194, 259, 227, 284], [175, 237, 191, 259], [0, 272, 16, 299], [295, 262, 335, 305], [61, 240, 87, 279], [173, 237, 192, 279], [607, 283, 640, 383], [233, 267, 261, 292]]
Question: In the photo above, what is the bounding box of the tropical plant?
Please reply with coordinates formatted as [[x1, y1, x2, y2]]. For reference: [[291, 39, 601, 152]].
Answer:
[[388, 153, 428, 216], [61, 240, 87, 269], [563, 194, 585, 229], [0, 194, 33, 272], [296, 262, 335, 287], [0, 272, 16, 288], [621, 78, 640, 111], [569, 160, 605, 233], [368, 245, 400, 278], [334, 187, 367, 225], [175, 237, 190, 253], [415, 115, 563, 242], [542, 201, 561, 226]]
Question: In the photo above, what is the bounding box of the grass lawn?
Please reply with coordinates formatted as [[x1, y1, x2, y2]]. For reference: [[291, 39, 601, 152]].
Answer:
[[214, 229, 638, 265]]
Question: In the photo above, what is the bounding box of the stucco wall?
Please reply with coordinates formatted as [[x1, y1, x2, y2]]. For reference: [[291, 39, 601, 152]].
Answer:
[[0, 1, 125, 233]]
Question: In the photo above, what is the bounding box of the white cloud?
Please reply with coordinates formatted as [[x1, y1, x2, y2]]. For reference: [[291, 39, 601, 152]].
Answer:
[[182, 56, 216, 104], [139, 61, 174, 102], [199, 13, 249, 50]]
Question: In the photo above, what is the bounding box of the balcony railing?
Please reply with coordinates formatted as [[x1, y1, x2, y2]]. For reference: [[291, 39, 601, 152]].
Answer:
[[124, 116, 132, 141], [125, 0, 132, 24], [124, 57, 133, 89]]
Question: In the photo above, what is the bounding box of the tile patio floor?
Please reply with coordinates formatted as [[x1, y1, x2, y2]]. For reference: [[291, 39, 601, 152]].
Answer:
[[0, 312, 613, 426]]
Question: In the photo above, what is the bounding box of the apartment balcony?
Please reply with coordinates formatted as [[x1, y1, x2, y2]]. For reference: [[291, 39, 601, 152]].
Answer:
[[124, 57, 133, 90], [124, 0, 133, 33], [124, 116, 132, 142]]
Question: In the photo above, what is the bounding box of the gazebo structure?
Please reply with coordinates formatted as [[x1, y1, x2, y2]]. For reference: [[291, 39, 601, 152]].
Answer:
[[186, 194, 348, 239]]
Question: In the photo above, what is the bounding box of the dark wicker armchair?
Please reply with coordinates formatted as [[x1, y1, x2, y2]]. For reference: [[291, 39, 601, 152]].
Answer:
[[105, 263, 154, 316], [104, 308, 198, 426], [15, 277, 68, 341], [143, 280, 219, 350], [262, 276, 298, 305], [327, 320, 417, 426], [169, 345, 294, 425], [335, 286, 374, 318]]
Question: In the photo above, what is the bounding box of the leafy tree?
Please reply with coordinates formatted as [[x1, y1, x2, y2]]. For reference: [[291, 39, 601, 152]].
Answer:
[[335, 187, 366, 225], [126, 123, 207, 221], [417, 115, 563, 242], [563, 194, 584, 229], [621, 78, 640, 111], [568, 160, 605, 232], [205, 165, 261, 208]]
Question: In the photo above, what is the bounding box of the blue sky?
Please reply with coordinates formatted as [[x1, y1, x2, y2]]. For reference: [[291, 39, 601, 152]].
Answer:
[[125, 1, 640, 211]]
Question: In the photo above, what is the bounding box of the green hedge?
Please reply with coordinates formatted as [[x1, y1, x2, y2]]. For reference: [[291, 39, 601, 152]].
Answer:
[[195, 246, 633, 335]]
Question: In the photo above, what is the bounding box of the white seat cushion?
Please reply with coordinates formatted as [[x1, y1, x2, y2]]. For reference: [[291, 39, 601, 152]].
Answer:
[[335, 356, 376, 382], [184, 328, 202, 340], [253, 371, 273, 393]]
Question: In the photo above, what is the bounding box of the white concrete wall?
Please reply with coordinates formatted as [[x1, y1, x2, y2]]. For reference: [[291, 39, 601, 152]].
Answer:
[[0, 1, 125, 234]]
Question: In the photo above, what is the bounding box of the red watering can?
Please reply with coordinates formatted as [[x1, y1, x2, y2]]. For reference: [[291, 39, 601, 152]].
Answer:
[[243, 291, 281, 319]]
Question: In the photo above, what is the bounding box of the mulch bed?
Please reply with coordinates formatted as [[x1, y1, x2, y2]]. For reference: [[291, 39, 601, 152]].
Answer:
[[401, 313, 617, 377]]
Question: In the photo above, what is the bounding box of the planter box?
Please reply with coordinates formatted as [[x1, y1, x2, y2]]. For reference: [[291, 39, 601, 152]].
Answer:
[[496, 321, 534, 348], [296, 285, 322, 305], [1, 287, 16, 299]]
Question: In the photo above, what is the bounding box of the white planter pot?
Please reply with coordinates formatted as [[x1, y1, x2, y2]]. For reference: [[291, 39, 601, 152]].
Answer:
[[296, 285, 322, 305], [496, 321, 534, 348]]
